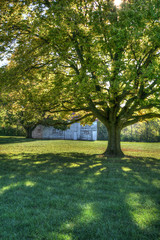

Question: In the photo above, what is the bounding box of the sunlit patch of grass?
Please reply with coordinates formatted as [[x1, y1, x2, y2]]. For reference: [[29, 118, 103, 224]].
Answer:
[[24, 180, 36, 187], [48, 232, 73, 240], [121, 142, 160, 158], [77, 203, 99, 223], [89, 163, 102, 168], [0, 137, 159, 239], [126, 193, 160, 230], [122, 166, 132, 172], [152, 179, 160, 188], [0, 182, 21, 194]]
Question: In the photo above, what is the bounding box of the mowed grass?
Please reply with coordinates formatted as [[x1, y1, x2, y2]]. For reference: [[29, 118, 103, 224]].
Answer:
[[0, 137, 160, 240]]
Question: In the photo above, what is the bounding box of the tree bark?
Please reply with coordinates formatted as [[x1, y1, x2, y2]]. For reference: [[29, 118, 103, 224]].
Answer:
[[24, 126, 36, 138], [25, 127, 33, 138], [103, 123, 124, 157]]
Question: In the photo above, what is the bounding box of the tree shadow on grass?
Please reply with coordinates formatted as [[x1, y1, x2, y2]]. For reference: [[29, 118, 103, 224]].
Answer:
[[0, 152, 159, 240], [0, 136, 38, 145]]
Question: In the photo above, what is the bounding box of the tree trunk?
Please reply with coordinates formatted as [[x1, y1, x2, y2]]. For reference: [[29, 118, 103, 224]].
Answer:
[[103, 123, 124, 157], [24, 126, 33, 138]]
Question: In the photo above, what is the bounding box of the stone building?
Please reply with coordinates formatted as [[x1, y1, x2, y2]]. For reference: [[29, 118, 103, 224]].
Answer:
[[32, 121, 97, 140]]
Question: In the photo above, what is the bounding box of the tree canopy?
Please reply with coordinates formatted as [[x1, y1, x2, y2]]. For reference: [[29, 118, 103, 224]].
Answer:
[[0, 0, 160, 156]]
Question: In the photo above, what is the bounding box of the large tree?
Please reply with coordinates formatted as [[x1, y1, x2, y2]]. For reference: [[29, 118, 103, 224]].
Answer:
[[0, 0, 160, 156]]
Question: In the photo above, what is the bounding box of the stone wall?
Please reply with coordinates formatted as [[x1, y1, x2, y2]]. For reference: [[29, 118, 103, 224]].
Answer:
[[32, 121, 97, 141]]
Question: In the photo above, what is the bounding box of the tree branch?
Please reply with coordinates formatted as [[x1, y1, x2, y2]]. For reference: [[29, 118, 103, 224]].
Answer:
[[87, 97, 108, 126], [67, 113, 93, 125], [123, 113, 160, 128], [25, 60, 53, 72]]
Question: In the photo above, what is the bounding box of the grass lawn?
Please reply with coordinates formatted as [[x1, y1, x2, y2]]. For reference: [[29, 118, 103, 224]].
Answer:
[[0, 136, 160, 240]]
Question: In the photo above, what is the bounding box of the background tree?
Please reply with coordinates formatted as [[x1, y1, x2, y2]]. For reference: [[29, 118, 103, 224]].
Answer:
[[0, 0, 160, 156], [97, 121, 108, 140], [1, 72, 71, 138], [121, 119, 160, 142]]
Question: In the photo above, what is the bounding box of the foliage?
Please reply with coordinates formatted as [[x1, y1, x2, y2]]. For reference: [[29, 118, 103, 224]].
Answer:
[[97, 120, 108, 140], [0, 74, 70, 137], [121, 119, 160, 142], [0, 125, 25, 136], [0, 0, 160, 156], [98, 119, 160, 142]]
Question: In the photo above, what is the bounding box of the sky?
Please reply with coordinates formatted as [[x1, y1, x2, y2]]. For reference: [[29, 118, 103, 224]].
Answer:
[[0, 59, 8, 67], [114, 0, 122, 6]]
